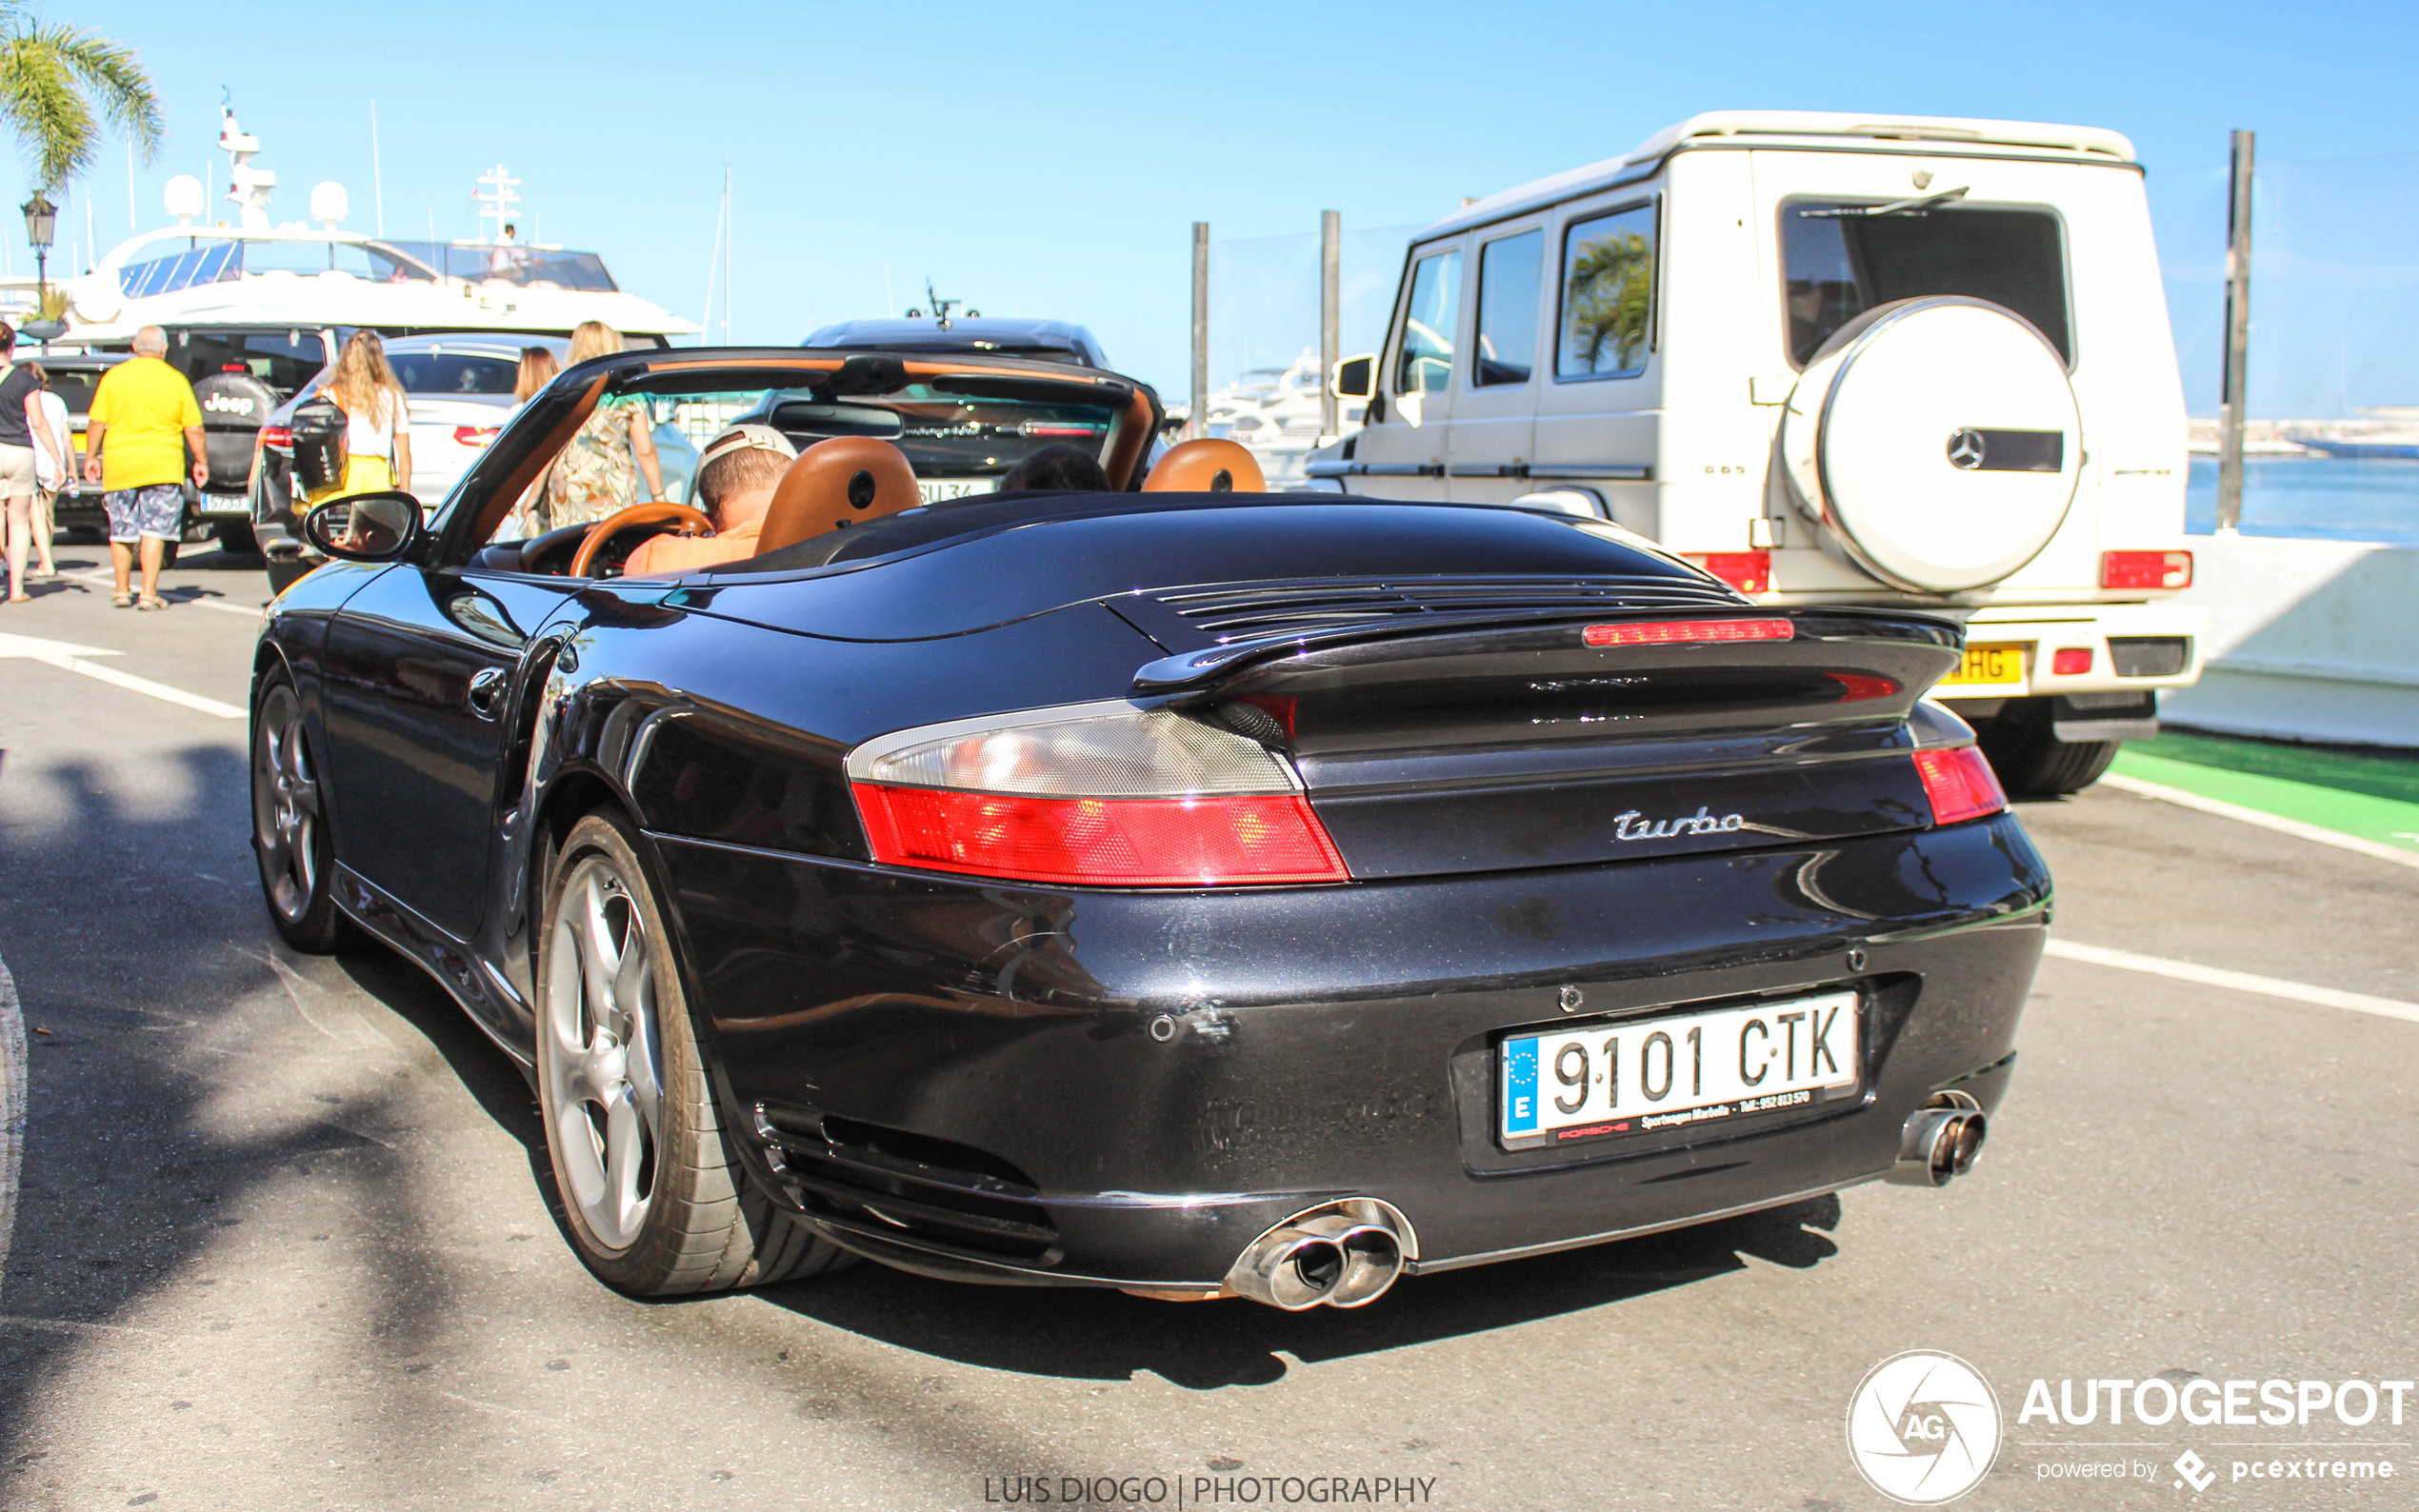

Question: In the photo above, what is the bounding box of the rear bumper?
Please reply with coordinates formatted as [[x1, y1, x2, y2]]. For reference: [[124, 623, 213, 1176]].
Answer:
[[1936, 599, 2208, 701], [653, 815, 2050, 1289]]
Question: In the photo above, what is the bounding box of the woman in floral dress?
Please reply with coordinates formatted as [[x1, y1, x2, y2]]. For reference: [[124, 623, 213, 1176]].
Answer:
[[539, 321, 662, 529]]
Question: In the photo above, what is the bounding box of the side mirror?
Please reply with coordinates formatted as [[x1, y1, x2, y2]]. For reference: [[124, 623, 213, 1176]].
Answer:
[[303, 490, 422, 562], [1331, 353, 1377, 402]]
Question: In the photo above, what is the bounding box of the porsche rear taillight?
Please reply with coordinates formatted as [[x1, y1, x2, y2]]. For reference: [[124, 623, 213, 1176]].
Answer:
[[848, 704, 1348, 886], [1912, 746, 2008, 826]]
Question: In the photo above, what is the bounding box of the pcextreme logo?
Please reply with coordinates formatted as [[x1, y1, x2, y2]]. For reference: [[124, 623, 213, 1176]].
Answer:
[[1847, 1351, 2003, 1505]]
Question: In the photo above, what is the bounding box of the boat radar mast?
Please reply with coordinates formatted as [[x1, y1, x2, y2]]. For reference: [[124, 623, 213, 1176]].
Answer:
[[475, 166, 521, 244], [219, 101, 275, 230]]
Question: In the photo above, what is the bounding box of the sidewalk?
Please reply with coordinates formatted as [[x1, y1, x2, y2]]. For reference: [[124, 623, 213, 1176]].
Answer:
[[2112, 727, 2419, 859]]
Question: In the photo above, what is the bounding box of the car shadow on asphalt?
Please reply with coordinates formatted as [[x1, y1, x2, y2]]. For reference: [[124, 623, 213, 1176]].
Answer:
[[750, 1195, 1843, 1389]]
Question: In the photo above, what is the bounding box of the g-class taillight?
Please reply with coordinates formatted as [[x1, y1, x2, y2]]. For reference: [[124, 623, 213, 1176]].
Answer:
[[848, 703, 1348, 886], [2101, 549, 2192, 589]]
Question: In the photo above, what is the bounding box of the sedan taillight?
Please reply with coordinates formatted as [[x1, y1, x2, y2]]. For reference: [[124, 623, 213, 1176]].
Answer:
[[1912, 746, 2008, 826], [454, 426, 501, 448], [848, 704, 1348, 885]]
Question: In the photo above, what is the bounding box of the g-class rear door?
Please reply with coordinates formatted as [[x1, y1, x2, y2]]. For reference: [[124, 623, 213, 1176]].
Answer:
[[1447, 219, 1546, 505]]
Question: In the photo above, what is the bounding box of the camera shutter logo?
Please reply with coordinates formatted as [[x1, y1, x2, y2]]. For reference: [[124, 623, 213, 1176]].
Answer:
[[1846, 1351, 2002, 1504]]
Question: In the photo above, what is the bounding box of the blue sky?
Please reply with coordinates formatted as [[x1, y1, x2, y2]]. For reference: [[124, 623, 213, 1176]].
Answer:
[[30, 1, 2419, 408]]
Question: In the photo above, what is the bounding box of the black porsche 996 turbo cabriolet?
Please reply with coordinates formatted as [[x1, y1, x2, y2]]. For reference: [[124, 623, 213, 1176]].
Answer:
[[250, 347, 2044, 1310]]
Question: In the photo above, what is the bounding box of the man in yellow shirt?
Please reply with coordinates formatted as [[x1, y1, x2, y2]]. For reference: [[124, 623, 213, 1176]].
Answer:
[[82, 325, 205, 609]]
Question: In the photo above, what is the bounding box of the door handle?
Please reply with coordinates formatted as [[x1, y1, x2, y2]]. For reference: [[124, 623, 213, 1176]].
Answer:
[[466, 667, 509, 720]]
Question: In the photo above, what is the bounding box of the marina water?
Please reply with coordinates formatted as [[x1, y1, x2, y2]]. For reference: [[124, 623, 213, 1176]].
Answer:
[[2186, 456, 2419, 544]]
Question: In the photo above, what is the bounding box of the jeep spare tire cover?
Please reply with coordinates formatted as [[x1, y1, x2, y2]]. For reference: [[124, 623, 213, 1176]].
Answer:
[[1779, 296, 2080, 593]]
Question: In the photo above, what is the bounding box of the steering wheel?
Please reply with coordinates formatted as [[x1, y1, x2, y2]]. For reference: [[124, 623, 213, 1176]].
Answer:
[[569, 502, 712, 579]]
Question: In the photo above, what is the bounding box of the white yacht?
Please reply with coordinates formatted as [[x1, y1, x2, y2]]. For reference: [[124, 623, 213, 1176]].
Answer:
[[2, 106, 696, 347], [1201, 348, 1363, 486]]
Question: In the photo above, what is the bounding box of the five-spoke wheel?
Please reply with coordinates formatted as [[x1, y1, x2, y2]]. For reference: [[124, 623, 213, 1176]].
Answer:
[[250, 674, 356, 951]]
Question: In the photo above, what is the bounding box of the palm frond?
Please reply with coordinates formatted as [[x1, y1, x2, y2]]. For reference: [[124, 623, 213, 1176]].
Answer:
[[44, 25, 162, 162], [0, 34, 98, 189]]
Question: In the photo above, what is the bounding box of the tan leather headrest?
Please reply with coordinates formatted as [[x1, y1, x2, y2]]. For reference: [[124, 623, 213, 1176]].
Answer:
[[755, 436, 922, 554], [1142, 438, 1265, 494]]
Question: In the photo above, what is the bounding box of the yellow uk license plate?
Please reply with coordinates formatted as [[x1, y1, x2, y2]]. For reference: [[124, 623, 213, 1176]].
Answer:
[[1940, 642, 2029, 690]]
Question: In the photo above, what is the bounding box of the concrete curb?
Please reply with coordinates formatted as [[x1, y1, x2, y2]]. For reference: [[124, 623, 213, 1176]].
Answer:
[[0, 952, 22, 1288]]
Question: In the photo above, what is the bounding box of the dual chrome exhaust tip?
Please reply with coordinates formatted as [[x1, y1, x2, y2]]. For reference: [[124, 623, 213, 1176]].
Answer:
[[1224, 1199, 1416, 1310], [1888, 1090, 1987, 1187]]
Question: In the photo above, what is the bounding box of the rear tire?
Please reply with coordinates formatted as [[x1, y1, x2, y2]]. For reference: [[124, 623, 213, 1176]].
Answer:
[[215, 521, 258, 556], [535, 810, 850, 1295], [250, 674, 361, 953], [1974, 697, 2120, 797]]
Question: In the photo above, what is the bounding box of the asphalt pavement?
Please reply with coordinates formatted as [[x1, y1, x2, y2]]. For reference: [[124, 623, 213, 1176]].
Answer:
[[1, 545, 2413, 1512]]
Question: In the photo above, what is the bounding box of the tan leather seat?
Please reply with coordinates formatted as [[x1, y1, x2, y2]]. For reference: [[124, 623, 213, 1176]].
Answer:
[[1142, 438, 1265, 493], [754, 436, 923, 554]]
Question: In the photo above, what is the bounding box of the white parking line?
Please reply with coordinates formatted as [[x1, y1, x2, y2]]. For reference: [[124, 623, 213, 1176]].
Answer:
[[54, 568, 266, 619], [2100, 771, 2419, 871], [0, 630, 245, 719], [0, 954, 24, 1286], [2046, 939, 2419, 1025]]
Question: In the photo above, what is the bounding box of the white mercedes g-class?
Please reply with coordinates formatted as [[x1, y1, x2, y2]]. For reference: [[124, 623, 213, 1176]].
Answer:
[[1315, 110, 2204, 795]]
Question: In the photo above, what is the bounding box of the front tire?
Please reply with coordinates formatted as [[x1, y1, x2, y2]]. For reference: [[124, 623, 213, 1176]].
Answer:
[[535, 810, 848, 1295], [250, 675, 359, 952]]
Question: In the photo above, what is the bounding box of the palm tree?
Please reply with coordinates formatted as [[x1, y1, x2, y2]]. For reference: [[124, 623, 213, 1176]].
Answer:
[[0, 2, 161, 193], [1564, 229, 1654, 375]]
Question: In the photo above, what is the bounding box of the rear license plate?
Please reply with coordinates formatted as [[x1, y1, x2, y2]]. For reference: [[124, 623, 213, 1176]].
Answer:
[[917, 477, 994, 505], [198, 492, 250, 516], [1499, 990, 1859, 1149], [1939, 641, 2028, 690]]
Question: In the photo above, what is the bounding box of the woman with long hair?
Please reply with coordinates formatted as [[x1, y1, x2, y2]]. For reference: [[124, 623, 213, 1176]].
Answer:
[[314, 330, 413, 502], [23, 361, 67, 579], [539, 321, 660, 529], [512, 345, 558, 403]]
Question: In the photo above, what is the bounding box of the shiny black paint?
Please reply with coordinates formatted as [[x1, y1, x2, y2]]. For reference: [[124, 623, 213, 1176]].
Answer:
[[253, 431, 2049, 1292]]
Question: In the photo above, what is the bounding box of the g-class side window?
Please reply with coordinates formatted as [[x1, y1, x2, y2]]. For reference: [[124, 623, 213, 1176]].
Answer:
[[1557, 203, 1656, 381], [1782, 200, 2072, 368], [1395, 248, 1462, 395], [1472, 229, 1543, 387]]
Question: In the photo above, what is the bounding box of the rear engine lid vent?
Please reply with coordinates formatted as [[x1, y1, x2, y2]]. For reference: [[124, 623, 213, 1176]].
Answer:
[[1118, 573, 1746, 651]]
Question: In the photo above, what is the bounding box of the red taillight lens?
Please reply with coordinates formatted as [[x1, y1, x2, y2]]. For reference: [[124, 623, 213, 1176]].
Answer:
[[1828, 673, 1901, 702], [259, 424, 293, 451], [2051, 647, 2094, 676], [454, 426, 501, 448], [848, 704, 1349, 886], [1685, 550, 1771, 594], [2101, 549, 2192, 590], [1584, 618, 1793, 647], [1913, 746, 2008, 826], [853, 786, 1347, 885]]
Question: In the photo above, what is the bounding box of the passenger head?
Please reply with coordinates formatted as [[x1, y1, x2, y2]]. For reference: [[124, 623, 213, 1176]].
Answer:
[[566, 321, 621, 366], [327, 331, 402, 423], [513, 346, 559, 401], [0, 322, 14, 355], [693, 424, 799, 531], [998, 443, 1110, 493], [132, 325, 168, 357]]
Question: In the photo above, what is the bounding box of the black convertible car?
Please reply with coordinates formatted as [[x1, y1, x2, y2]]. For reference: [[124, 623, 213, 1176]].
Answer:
[[250, 347, 2044, 1310]]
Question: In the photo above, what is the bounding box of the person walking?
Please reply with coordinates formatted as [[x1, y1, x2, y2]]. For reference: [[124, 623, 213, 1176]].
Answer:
[[24, 361, 68, 581], [311, 331, 412, 504], [501, 346, 561, 539], [0, 323, 59, 603], [81, 325, 204, 610], [539, 321, 660, 530]]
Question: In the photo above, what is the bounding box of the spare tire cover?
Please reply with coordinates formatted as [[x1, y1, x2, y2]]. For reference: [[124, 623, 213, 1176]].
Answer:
[[190, 370, 281, 492], [1779, 296, 2079, 593]]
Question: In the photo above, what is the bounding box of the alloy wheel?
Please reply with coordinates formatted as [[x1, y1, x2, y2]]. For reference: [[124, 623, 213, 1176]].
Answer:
[[251, 683, 322, 923], [545, 855, 666, 1251]]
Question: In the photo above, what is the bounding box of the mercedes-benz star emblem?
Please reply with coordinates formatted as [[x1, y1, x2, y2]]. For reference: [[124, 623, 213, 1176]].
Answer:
[[1946, 429, 1987, 470]]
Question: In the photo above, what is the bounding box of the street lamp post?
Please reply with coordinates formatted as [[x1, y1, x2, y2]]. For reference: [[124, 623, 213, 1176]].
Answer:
[[19, 194, 66, 348]]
